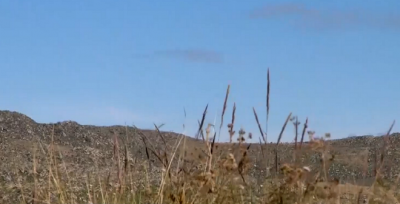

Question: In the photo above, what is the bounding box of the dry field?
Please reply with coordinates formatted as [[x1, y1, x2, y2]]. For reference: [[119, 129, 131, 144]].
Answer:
[[1, 70, 399, 204]]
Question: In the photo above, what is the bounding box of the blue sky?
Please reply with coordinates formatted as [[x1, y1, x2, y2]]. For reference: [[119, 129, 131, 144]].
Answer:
[[1, 0, 400, 142]]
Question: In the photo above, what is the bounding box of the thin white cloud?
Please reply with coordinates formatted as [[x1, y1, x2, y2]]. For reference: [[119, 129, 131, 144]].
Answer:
[[134, 49, 224, 64], [249, 3, 400, 31], [155, 49, 224, 63]]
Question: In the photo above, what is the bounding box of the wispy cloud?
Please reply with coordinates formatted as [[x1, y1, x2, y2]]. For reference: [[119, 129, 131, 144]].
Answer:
[[249, 3, 400, 31], [135, 49, 224, 63]]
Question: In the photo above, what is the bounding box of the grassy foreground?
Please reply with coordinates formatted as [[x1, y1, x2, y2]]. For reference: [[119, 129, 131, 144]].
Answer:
[[2, 70, 400, 204]]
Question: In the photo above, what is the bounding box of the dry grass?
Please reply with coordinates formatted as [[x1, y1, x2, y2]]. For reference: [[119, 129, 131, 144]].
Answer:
[[1, 70, 400, 204]]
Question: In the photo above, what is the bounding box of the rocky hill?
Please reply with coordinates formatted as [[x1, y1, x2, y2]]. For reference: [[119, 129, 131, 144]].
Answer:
[[0, 110, 399, 202]]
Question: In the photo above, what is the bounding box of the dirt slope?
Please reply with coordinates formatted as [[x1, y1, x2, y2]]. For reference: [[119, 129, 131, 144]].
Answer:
[[0, 110, 399, 202]]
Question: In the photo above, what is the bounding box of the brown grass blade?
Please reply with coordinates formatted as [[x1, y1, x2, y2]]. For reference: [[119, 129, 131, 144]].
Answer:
[[228, 103, 236, 143], [253, 107, 266, 144], [265, 68, 271, 171], [154, 123, 167, 147], [383, 120, 395, 146], [368, 120, 396, 203], [137, 129, 171, 178], [258, 138, 266, 167], [299, 117, 308, 150], [294, 117, 299, 150], [153, 123, 170, 166], [196, 104, 208, 140], [266, 68, 270, 133], [374, 147, 378, 177], [137, 128, 169, 175], [197, 120, 205, 141], [377, 120, 396, 173], [210, 132, 217, 155], [275, 112, 292, 175], [238, 144, 252, 185], [276, 112, 292, 146], [144, 141, 150, 160], [218, 84, 231, 141], [124, 144, 128, 175]]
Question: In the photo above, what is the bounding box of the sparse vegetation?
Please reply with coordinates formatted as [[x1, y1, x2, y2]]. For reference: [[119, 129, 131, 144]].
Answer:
[[1, 69, 400, 203]]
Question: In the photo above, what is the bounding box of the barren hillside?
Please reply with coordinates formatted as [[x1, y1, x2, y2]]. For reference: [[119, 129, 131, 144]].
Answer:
[[0, 110, 399, 203]]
